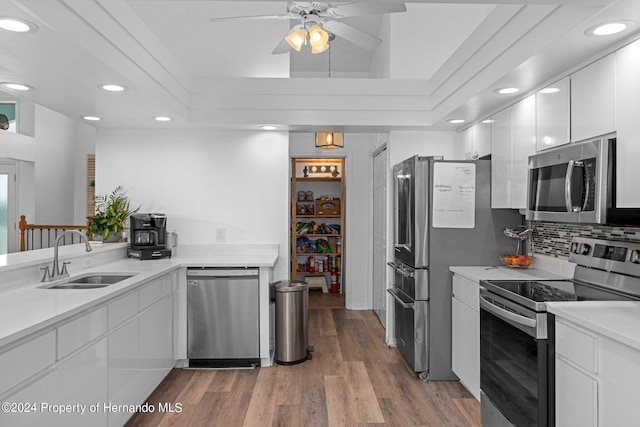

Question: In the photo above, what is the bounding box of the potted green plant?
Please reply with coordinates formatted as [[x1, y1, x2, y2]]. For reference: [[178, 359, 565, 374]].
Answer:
[[87, 186, 139, 242]]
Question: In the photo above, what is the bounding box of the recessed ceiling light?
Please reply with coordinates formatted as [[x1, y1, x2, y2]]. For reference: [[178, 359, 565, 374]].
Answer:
[[100, 84, 126, 92], [482, 119, 494, 124], [83, 116, 101, 121], [0, 17, 38, 33], [494, 87, 519, 95], [154, 116, 172, 122], [539, 87, 560, 94], [1, 82, 32, 91], [585, 21, 631, 37], [448, 119, 465, 124], [261, 125, 279, 130]]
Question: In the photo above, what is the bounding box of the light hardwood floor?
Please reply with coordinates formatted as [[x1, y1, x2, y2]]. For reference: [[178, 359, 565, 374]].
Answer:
[[125, 308, 480, 427]]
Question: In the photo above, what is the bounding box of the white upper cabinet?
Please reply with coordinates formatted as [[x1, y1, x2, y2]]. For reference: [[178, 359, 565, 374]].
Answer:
[[491, 107, 512, 208], [472, 120, 492, 159], [511, 95, 536, 209], [457, 122, 491, 160], [571, 54, 616, 142], [458, 127, 474, 160], [536, 77, 570, 151], [615, 39, 640, 208], [490, 95, 535, 210]]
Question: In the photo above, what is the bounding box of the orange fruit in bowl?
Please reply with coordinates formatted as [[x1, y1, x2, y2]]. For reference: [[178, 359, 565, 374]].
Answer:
[[501, 255, 532, 267]]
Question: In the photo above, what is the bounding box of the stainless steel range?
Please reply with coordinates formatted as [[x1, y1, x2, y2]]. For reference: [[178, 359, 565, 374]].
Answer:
[[479, 237, 640, 427]]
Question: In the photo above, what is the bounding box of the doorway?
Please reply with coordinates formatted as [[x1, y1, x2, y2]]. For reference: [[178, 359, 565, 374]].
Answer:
[[0, 163, 17, 254], [290, 157, 345, 309]]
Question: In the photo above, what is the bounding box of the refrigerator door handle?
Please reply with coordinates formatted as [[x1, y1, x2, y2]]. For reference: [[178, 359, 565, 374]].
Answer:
[[387, 288, 415, 309]]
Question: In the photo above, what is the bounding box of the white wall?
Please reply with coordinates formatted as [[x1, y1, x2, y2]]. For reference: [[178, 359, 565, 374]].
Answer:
[[1, 105, 92, 226], [33, 105, 81, 224], [95, 129, 290, 281], [73, 124, 96, 224], [289, 133, 377, 310]]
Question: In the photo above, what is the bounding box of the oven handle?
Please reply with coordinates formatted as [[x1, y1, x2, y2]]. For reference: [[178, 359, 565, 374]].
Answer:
[[387, 288, 414, 309], [479, 294, 536, 329]]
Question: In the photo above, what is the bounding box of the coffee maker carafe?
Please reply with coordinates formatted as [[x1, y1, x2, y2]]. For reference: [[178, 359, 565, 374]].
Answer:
[[127, 213, 172, 260]]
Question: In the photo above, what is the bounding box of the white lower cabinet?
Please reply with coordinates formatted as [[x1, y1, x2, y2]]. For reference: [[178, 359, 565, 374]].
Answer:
[[0, 273, 177, 427], [2, 337, 108, 427], [139, 296, 174, 402], [555, 318, 640, 426], [0, 330, 56, 396], [555, 356, 597, 427], [108, 317, 139, 427], [451, 274, 480, 400]]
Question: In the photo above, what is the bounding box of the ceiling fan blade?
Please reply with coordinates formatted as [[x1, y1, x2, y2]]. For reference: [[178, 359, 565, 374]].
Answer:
[[327, 2, 407, 18], [272, 37, 291, 55], [210, 14, 291, 23], [322, 21, 382, 50]]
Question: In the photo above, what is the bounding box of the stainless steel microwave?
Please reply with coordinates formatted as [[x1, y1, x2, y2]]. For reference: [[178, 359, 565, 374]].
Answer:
[[526, 135, 613, 224]]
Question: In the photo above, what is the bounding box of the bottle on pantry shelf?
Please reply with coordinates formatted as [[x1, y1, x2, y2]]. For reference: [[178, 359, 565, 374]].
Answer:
[[336, 237, 341, 254]]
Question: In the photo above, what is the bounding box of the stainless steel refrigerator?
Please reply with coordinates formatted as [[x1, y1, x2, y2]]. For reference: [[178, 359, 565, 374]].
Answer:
[[388, 156, 521, 380]]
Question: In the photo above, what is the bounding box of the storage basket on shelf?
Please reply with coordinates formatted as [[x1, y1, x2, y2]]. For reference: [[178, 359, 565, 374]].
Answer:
[[316, 198, 340, 215]]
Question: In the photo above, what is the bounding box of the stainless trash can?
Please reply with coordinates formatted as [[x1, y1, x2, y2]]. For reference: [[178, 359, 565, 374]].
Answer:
[[274, 280, 311, 365]]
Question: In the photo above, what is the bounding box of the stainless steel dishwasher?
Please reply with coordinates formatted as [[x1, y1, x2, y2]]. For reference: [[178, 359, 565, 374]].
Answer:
[[187, 267, 260, 368]]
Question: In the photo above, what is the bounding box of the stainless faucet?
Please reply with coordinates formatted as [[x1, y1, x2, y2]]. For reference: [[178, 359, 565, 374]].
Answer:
[[50, 230, 92, 279]]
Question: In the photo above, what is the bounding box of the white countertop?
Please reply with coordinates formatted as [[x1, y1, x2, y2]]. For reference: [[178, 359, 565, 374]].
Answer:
[[449, 265, 570, 282], [547, 301, 640, 352], [0, 245, 278, 349]]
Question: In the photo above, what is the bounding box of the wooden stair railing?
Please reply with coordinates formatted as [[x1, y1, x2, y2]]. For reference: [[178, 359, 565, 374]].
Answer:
[[19, 215, 88, 251]]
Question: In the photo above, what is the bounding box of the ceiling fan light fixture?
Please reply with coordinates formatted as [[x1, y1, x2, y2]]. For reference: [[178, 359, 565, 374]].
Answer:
[[315, 132, 344, 149], [308, 25, 329, 48], [285, 27, 306, 51], [311, 42, 329, 54]]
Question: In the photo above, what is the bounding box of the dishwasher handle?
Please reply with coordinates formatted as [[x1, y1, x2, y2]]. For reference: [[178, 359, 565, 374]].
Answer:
[[186, 268, 259, 279]]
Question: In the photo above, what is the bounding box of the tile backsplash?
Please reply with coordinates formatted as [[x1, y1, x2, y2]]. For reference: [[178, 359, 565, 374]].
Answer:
[[531, 221, 640, 257]]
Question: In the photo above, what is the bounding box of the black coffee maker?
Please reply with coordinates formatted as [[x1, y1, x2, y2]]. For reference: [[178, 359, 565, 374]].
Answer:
[[127, 213, 172, 260]]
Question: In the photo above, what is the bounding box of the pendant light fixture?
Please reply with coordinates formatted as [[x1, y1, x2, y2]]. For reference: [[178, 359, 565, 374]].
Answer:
[[315, 132, 344, 149]]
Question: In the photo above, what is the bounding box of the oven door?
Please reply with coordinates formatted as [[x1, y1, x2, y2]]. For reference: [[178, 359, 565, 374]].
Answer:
[[479, 290, 548, 427], [388, 287, 428, 374], [526, 135, 610, 224]]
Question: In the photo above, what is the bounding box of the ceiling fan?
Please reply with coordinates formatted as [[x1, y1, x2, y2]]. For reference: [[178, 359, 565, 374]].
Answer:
[[210, 2, 407, 54]]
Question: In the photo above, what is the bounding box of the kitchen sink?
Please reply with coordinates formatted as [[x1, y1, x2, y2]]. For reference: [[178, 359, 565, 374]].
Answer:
[[67, 274, 134, 285], [46, 283, 111, 289], [40, 273, 135, 289]]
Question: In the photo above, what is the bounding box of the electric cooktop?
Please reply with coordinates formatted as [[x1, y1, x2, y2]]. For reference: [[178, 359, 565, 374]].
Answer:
[[481, 279, 637, 312]]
